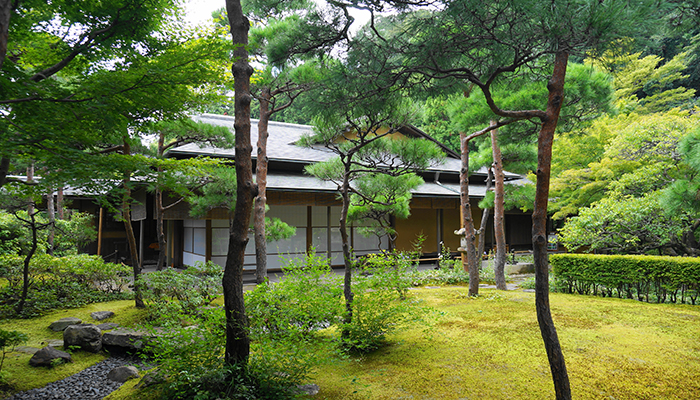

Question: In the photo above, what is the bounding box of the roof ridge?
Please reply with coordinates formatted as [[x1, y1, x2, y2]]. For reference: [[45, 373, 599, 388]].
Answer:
[[196, 113, 313, 129]]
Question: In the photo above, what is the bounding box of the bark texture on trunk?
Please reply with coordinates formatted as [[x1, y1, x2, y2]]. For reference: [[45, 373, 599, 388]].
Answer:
[[16, 211, 38, 315], [121, 141, 144, 308], [477, 167, 493, 259], [460, 132, 479, 296], [155, 133, 167, 271], [254, 90, 271, 284], [224, 0, 255, 367], [47, 189, 55, 256], [0, 0, 12, 70], [533, 50, 571, 400], [491, 125, 507, 290], [0, 157, 10, 189], [339, 164, 354, 327]]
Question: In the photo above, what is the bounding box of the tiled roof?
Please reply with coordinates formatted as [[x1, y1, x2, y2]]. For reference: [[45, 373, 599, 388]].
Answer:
[[166, 114, 523, 198]]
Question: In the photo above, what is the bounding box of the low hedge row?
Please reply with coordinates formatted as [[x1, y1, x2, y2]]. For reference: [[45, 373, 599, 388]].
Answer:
[[550, 253, 700, 305]]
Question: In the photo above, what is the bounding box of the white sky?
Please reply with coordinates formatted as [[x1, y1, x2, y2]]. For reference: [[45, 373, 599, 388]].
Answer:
[[183, 0, 370, 31]]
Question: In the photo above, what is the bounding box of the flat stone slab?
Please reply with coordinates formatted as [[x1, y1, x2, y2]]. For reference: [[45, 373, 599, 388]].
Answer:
[[91, 311, 115, 321], [49, 317, 82, 332], [96, 322, 119, 331], [506, 263, 535, 275], [16, 346, 41, 355], [102, 328, 154, 351]]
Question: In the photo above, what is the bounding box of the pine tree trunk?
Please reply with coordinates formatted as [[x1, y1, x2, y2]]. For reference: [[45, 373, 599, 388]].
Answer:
[[477, 167, 493, 259], [491, 125, 507, 290], [56, 187, 64, 220], [460, 132, 479, 296], [224, 0, 255, 367], [534, 50, 571, 400], [339, 160, 355, 329], [0, 0, 12, 70], [254, 89, 271, 284]]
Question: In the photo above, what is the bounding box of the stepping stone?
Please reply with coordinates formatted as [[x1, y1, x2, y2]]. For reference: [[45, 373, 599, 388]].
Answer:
[[91, 311, 115, 321], [44, 339, 64, 348], [49, 317, 82, 332], [96, 322, 119, 331], [16, 346, 41, 355]]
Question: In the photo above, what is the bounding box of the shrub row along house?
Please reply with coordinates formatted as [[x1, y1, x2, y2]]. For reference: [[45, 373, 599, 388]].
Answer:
[[83, 114, 533, 271]]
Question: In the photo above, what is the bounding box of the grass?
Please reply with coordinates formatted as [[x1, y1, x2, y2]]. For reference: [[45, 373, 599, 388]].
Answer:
[[4, 286, 700, 399], [0, 299, 148, 398]]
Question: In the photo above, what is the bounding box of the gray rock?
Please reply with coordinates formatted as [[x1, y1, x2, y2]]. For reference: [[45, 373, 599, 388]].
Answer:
[[44, 339, 64, 348], [28, 346, 72, 367], [15, 346, 40, 355], [107, 365, 140, 383], [297, 383, 320, 396], [91, 311, 115, 321], [48, 317, 82, 332], [63, 324, 102, 353], [96, 322, 119, 331], [102, 328, 153, 351], [506, 263, 535, 275]]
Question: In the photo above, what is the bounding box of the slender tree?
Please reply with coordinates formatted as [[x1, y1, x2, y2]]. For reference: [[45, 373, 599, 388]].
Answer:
[[224, 0, 256, 367]]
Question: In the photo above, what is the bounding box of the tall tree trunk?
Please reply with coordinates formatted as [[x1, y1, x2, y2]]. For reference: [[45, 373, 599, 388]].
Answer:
[[460, 132, 479, 296], [26, 164, 34, 215], [491, 125, 507, 290], [122, 140, 144, 308], [46, 189, 55, 256], [0, 157, 10, 189], [533, 50, 570, 400], [0, 0, 12, 70], [224, 0, 255, 367], [254, 88, 271, 284], [476, 167, 493, 259], [56, 186, 64, 220], [155, 133, 167, 271], [16, 211, 38, 315], [339, 159, 355, 329], [155, 186, 167, 270]]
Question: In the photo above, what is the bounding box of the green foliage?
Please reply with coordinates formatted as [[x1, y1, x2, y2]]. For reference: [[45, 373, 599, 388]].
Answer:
[[187, 166, 237, 219], [0, 254, 131, 318], [0, 329, 27, 380], [551, 253, 700, 304], [148, 307, 311, 400], [246, 252, 343, 340], [557, 192, 689, 255], [0, 210, 96, 257], [139, 262, 223, 326]]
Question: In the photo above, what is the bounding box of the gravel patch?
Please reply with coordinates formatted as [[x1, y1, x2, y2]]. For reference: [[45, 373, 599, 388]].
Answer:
[[7, 357, 149, 400]]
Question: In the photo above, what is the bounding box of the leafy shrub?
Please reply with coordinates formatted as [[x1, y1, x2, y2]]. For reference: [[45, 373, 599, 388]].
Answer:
[[246, 252, 343, 340], [0, 254, 131, 318], [139, 262, 224, 326], [0, 329, 27, 379], [148, 308, 313, 400], [358, 250, 416, 299], [0, 211, 96, 257]]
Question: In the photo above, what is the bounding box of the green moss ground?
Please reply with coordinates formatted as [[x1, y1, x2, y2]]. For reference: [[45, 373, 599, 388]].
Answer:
[[308, 287, 700, 400], [4, 288, 700, 400], [0, 300, 147, 398]]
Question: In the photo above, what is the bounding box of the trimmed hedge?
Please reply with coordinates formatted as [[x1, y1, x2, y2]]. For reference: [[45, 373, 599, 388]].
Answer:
[[550, 253, 700, 305]]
